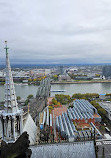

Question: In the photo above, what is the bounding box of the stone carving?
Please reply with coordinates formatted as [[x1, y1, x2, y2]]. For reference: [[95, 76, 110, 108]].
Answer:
[[0, 132, 32, 158]]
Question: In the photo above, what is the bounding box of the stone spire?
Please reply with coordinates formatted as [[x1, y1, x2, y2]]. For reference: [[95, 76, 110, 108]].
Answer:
[[0, 41, 23, 143], [4, 41, 18, 113]]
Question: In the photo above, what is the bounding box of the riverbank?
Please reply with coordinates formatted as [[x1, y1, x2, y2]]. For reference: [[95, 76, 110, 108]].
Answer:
[[1, 79, 111, 85], [1, 82, 111, 101], [51, 80, 111, 84]]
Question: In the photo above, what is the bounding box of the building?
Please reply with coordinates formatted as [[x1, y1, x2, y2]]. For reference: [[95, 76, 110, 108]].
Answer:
[[96, 139, 111, 157], [29, 68, 51, 78], [56, 99, 102, 141], [31, 141, 96, 158], [102, 66, 111, 78], [53, 106, 67, 119], [58, 74, 71, 81], [99, 94, 106, 100], [98, 101, 111, 121], [39, 107, 52, 132], [68, 68, 78, 73], [59, 66, 64, 75], [99, 94, 111, 100]]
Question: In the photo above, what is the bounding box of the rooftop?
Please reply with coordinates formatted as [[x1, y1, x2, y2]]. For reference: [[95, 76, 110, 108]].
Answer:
[[23, 113, 37, 145], [93, 113, 100, 118], [76, 123, 91, 129], [99, 101, 111, 112], [30, 141, 96, 158], [53, 106, 67, 119]]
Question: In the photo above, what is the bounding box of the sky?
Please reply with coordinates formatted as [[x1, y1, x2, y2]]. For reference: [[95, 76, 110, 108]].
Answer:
[[0, 0, 111, 65]]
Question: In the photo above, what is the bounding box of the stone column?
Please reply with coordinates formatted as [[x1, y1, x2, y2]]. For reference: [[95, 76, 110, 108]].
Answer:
[[6, 117, 9, 141], [3, 116, 7, 140], [1, 117, 4, 139], [20, 114, 23, 135], [12, 116, 15, 140], [11, 118, 13, 137], [17, 117, 19, 132]]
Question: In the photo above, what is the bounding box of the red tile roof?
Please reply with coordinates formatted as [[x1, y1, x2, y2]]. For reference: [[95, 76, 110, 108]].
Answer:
[[53, 106, 67, 119], [93, 113, 100, 118]]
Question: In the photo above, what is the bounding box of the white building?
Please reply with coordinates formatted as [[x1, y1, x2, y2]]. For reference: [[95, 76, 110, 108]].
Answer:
[[58, 74, 71, 81]]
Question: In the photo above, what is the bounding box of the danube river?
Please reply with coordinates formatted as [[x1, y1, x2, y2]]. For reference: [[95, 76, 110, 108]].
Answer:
[[0, 82, 111, 101]]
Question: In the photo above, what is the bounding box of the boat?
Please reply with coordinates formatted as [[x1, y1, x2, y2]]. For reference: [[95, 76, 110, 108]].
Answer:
[[21, 83, 28, 86], [14, 83, 22, 85], [51, 90, 66, 92]]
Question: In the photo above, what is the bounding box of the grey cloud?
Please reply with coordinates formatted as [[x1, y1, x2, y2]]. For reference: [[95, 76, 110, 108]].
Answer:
[[0, 0, 111, 64]]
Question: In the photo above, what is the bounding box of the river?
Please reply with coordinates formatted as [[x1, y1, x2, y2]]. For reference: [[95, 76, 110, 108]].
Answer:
[[0, 82, 111, 101]]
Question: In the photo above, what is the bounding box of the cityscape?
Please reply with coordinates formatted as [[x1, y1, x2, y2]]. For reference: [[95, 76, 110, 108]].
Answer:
[[1, 0, 111, 158], [1, 42, 111, 158]]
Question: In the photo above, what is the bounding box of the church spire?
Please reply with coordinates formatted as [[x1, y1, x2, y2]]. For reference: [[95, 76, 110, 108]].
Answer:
[[4, 41, 18, 113], [0, 41, 23, 143]]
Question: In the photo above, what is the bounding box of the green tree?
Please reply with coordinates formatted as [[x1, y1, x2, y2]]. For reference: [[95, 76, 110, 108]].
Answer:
[[48, 106, 53, 114], [72, 93, 83, 99], [55, 94, 72, 104], [98, 108, 106, 117], [72, 93, 99, 100], [52, 75, 58, 81], [57, 102, 61, 105], [27, 94, 33, 99], [17, 96, 21, 101], [24, 99, 29, 105], [95, 74, 100, 77], [52, 98, 58, 105], [105, 93, 111, 96], [28, 78, 32, 82], [33, 78, 37, 82], [90, 100, 106, 119], [90, 101, 100, 108]]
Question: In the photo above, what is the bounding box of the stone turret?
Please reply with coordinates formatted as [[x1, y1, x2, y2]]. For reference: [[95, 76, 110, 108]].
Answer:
[[0, 41, 23, 143]]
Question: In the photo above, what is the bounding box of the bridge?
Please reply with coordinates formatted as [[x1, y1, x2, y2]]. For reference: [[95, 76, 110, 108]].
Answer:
[[26, 78, 51, 122]]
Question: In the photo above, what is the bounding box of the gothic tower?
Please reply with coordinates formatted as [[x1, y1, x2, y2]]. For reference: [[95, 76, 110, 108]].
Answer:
[[0, 41, 23, 143]]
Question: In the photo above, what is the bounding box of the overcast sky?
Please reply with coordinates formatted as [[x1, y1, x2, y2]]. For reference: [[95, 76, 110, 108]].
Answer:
[[0, 0, 111, 64]]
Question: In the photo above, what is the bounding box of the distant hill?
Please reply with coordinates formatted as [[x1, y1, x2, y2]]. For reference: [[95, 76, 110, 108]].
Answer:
[[0, 63, 111, 69]]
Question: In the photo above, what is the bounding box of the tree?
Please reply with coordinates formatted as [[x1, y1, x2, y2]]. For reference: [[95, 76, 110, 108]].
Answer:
[[72, 93, 99, 100], [37, 78, 41, 81], [24, 99, 29, 105], [95, 74, 100, 77], [98, 108, 106, 117], [48, 106, 53, 114], [27, 94, 33, 99], [90, 100, 106, 119], [90, 101, 100, 109], [57, 102, 61, 105], [52, 75, 58, 81], [33, 78, 37, 82], [17, 96, 21, 101], [105, 93, 111, 96], [81, 97, 87, 100], [52, 98, 58, 105], [55, 94, 72, 104], [28, 78, 32, 82]]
